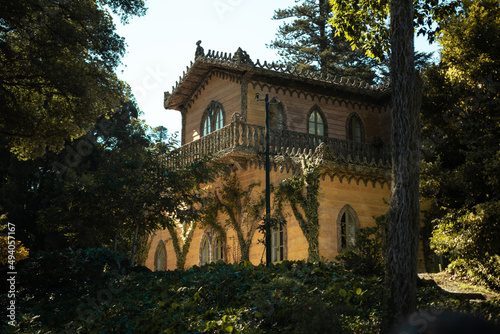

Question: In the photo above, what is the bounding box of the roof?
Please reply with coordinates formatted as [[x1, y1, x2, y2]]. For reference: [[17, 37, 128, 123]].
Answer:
[[164, 42, 391, 111]]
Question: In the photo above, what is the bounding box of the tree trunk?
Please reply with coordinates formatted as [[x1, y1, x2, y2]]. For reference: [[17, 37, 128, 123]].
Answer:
[[385, 0, 422, 327], [318, 0, 329, 73], [235, 227, 250, 262]]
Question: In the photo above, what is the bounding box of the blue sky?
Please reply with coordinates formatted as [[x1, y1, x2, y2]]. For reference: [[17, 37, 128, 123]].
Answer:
[[114, 0, 439, 137]]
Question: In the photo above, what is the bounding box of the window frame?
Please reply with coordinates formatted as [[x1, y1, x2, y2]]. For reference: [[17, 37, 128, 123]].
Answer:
[[200, 235, 211, 265], [213, 235, 225, 262], [346, 112, 365, 143], [154, 240, 167, 271], [307, 106, 328, 144], [199, 229, 226, 265], [336, 204, 361, 252], [200, 101, 225, 137], [269, 97, 286, 130], [271, 223, 287, 263]]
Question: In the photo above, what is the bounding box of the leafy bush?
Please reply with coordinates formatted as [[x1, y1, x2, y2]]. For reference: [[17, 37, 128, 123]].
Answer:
[[446, 257, 500, 291], [431, 203, 500, 290], [4, 249, 500, 333], [3, 248, 126, 331], [0, 236, 29, 265]]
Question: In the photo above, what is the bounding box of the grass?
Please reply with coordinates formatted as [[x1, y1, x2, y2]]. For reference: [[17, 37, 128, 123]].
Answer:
[[419, 271, 500, 301]]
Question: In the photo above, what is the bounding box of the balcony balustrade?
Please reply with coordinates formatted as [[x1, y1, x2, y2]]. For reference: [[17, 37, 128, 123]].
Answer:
[[166, 115, 391, 170]]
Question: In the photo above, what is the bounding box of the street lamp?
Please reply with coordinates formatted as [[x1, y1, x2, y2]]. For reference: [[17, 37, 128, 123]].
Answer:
[[255, 93, 280, 266]]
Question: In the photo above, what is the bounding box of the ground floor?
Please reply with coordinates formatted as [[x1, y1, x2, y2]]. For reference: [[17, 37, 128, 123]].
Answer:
[[144, 163, 426, 271]]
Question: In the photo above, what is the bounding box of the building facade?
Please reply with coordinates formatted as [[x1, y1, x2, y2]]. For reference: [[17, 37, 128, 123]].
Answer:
[[145, 43, 398, 271]]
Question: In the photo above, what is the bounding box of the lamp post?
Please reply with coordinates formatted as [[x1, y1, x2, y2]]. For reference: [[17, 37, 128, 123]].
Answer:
[[255, 93, 279, 266]]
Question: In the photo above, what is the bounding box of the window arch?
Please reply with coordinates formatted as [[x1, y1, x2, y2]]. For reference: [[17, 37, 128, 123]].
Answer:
[[346, 113, 365, 142], [200, 101, 225, 136], [213, 235, 225, 262], [270, 222, 287, 263], [199, 229, 226, 265], [269, 98, 286, 130], [214, 107, 224, 131], [202, 113, 211, 136], [336, 205, 360, 252], [200, 235, 210, 265], [154, 240, 167, 271], [307, 105, 327, 137]]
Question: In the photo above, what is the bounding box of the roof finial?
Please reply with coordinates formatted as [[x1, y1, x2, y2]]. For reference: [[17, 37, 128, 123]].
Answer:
[[195, 40, 204, 59], [231, 47, 253, 65]]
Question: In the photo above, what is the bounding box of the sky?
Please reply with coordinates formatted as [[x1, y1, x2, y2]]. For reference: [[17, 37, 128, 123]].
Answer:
[[114, 0, 439, 137]]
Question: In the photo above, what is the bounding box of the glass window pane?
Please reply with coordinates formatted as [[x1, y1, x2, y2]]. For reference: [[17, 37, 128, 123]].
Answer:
[[203, 116, 211, 136], [214, 108, 223, 131], [271, 224, 285, 263], [309, 110, 325, 137]]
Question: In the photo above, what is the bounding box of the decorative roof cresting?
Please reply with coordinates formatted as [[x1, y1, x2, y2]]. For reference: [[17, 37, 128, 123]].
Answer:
[[164, 41, 391, 110]]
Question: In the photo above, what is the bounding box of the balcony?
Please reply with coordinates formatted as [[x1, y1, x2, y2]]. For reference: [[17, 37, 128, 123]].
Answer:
[[166, 114, 391, 172]]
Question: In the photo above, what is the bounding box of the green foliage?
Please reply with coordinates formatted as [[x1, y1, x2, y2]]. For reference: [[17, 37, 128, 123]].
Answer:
[[336, 215, 386, 276], [275, 160, 321, 262], [0, 111, 217, 262], [8, 252, 500, 333], [2, 248, 125, 331], [329, 0, 391, 60], [0, 236, 29, 265], [430, 204, 500, 290], [269, 0, 382, 83], [421, 0, 500, 288], [329, 0, 461, 61], [0, 0, 147, 159]]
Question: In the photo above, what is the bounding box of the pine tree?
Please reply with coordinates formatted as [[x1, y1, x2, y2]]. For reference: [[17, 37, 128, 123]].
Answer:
[[268, 0, 383, 84]]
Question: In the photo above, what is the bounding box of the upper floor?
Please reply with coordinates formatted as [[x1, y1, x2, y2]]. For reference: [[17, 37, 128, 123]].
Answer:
[[163, 43, 392, 173]]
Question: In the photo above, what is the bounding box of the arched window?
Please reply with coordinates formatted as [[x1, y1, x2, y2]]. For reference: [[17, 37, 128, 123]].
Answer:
[[346, 113, 365, 142], [336, 205, 360, 251], [214, 235, 224, 262], [269, 98, 286, 130], [272, 224, 286, 263], [200, 101, 225, 136], [200, 236, 210, 265], [202, 113, 211, 136], [154, 240, 167, 271], [307, 106, 327, 147], [214, 107, 224, 131], [307, 106, 328, 136]]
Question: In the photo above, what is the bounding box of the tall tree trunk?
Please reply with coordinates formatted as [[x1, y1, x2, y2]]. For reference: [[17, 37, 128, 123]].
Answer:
[[318, 0, 329, 73], [385, 0, 422, 327], [235, 224, 250, 262]]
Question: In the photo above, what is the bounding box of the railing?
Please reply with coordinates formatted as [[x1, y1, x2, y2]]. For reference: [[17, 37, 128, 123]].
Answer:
[[165, 116, 391, 169]]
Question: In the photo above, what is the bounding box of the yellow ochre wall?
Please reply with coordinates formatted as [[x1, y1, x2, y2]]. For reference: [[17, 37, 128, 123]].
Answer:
[[147, 76, 396, 271], [144, 167, 392, 271]]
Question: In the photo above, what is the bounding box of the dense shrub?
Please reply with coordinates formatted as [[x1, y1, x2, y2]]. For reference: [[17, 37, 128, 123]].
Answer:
[[446, 256, 500, 291], [1, 248, 126, 331], [431, 204, 500, 290], [3, 249, 500, 333]]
